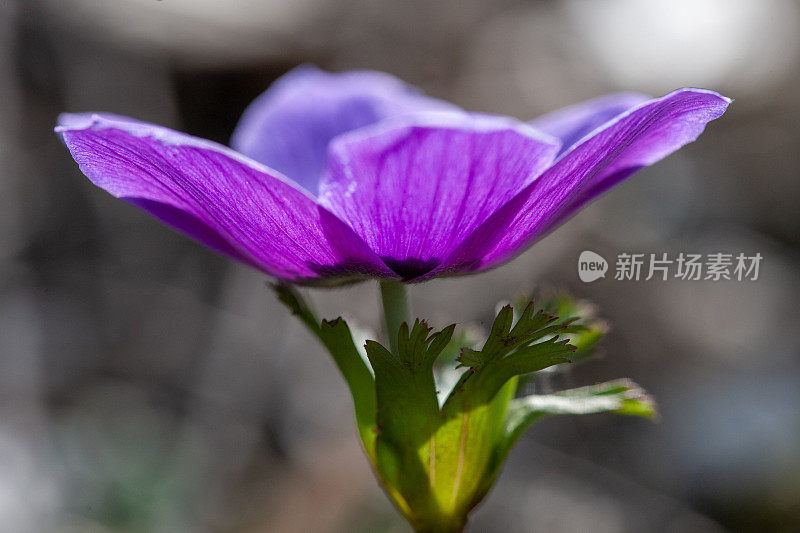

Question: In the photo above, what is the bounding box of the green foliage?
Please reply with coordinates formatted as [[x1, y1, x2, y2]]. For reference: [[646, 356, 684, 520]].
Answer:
[[275, 285, 655, 533], [435, 325, 481, 368], [500, 379, 656, 461], [448, 301, 577, 406], [365, 320, 458, 530], [534, 289, 609, 362]]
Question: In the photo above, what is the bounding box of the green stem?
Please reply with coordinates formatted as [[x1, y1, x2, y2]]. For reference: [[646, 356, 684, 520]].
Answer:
[[379, 280, 410, 354]]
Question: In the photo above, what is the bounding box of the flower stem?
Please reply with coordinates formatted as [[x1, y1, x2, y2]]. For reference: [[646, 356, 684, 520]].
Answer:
[[379, 280, 410, 354]]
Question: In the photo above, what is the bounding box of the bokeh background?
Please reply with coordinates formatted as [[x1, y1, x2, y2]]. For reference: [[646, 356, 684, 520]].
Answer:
[[2, 0, 800, 531]]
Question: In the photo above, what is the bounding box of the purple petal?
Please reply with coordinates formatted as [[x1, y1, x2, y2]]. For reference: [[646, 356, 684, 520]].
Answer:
[[443, 88, 731, 274], [530, 92, 651, 155], [318, 113, 561, 280], [56, 113, 396, 284], [230, 65, 459, 195]]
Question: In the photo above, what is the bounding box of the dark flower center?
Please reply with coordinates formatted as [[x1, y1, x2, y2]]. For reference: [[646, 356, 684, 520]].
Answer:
[[381, 257, 440, 280]]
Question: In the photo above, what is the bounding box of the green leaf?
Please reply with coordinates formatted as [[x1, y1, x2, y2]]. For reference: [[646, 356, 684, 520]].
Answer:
[[276, 286, 654, 533], [455, 348, 483, 369], [365, 320, 457, 528], [447, 301, 576, 409], [455, 303, 569, 370], [500, 379, 656, 459], [436, 325, 481, 368], [272, 284, 378, 457], [424, 300, 576, 520], [535, 290, 609, 363]]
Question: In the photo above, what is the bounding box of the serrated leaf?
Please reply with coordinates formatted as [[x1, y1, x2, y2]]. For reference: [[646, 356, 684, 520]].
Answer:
[[436, 325, 481, 366], [536, 290, 609, 363], [427, 324, 456, 360], [365, 321, 458, 525], [455, 347, 483, 369], [277, 285, 652, 533], [425, 300, 577, 519], [445, 300, 575, 410], [479, 303, 563, 364]]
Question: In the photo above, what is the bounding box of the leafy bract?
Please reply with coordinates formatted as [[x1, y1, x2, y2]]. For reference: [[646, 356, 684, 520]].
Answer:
[[276, 287, 656, 532]]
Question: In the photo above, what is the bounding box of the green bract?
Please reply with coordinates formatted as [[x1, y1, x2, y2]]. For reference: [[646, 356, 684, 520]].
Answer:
[[275, 283, 655, 532]]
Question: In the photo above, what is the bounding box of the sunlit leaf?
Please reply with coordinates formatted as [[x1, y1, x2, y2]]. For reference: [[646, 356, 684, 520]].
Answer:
[[500, 379, 656, 460]]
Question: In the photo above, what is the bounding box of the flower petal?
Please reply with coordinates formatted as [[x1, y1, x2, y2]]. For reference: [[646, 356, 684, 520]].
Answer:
[[230, 65, 458, 195], [529, 92, 651, 155], [56, 113, 395, 284], [318, 113, 561, 280], [443, 89, 731, 274]]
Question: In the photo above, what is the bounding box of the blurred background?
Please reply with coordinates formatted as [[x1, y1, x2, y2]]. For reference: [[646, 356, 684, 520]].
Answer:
[[2, 0, 799, 531]]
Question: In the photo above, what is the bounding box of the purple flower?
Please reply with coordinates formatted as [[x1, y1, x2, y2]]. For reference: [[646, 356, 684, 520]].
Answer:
[[56, 66, 729, 285]]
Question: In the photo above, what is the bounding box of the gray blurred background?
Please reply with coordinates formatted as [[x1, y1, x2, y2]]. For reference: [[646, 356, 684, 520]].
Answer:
[[2, 0, 799, 531]]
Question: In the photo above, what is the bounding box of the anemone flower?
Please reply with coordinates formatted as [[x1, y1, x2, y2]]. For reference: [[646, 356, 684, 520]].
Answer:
[[56, 66, 730, 532], [56, 66, 729, 286]]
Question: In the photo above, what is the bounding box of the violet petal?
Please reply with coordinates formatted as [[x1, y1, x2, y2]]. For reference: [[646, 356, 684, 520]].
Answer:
[[230, 65, 458, 195], [57, 113, 395, 284], [318, 113, 561, 279], [443, 88, 731, 274], [530, 92, 651, 154]]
